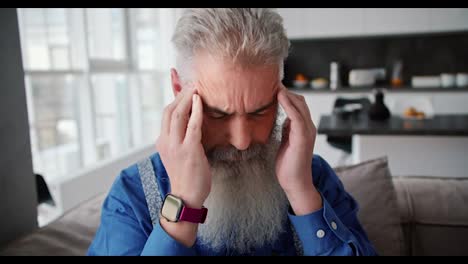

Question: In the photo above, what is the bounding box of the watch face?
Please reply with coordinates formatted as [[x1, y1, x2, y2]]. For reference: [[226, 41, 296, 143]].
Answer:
[[161, 194, 183, 222]]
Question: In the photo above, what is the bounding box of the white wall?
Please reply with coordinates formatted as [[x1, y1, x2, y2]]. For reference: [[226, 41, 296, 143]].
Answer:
[[278, 8, 365, 39], [429, 8, 468, 32], [278, 8, 468, 39]]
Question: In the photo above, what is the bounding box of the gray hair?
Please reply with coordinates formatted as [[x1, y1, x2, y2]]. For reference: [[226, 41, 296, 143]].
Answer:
[[172, 8, 290, 82]]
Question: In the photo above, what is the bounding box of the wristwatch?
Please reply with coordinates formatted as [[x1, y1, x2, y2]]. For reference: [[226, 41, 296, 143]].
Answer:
[[160, 194, 208, 223]]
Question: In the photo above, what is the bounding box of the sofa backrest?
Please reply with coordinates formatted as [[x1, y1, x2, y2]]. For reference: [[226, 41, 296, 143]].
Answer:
[[335, 157, 405, 256], [393, 176, 468, 256]]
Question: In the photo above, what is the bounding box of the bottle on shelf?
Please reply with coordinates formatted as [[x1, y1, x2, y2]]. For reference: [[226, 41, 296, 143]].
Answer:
[[330, 61, 341, 90], [391, 60, 403, 87]]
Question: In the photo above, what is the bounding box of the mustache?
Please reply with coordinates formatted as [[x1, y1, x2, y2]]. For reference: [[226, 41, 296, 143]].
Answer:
[[206, 110, 285, 163], [206, 143, 265, 162]]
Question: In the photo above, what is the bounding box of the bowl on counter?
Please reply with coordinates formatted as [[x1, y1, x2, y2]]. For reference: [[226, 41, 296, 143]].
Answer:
[[456, 73, 468, 87], [389, 97, 434, 120], [440, 73, 456, 87], [293, 80, 308, 89], [310, 78, 328, 89]]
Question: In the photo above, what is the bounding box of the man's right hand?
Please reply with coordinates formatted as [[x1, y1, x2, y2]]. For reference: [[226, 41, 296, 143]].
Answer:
[[156, 88, 212, 209], [155, 88, 211, 248]]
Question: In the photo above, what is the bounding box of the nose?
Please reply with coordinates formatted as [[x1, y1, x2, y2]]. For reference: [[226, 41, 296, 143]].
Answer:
[[227, 116, 252, 151]]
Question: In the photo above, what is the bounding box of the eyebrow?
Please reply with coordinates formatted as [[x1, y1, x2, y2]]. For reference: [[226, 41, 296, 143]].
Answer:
[[203, 104, 232, 116], [203, 97, 277, 116], [249, 98, 277, 114]]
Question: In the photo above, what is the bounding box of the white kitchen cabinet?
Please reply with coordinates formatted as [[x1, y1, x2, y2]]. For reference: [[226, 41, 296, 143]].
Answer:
[[279, 8, 468, 39], [429, 8, 468, 32], [363, 8, 431, 35], [278, 8, 364, 39]]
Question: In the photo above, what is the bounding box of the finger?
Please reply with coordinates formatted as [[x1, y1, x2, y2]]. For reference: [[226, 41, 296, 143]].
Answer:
[[278, 88, 304, 125], [162, 102, 176, 136], [185, 94, 203, 144], [161, 89, 189, 136], [170, 88, 196, 143], [287, 92, 312, 122], [287, 92, 314, 131]]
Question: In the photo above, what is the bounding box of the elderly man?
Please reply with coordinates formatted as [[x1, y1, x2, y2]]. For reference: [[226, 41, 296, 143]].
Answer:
[[88, 8, 376, 256]]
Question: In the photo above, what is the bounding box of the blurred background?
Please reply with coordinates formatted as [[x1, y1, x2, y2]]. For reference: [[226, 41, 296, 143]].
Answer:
[[1, 8, 468, 255], [18, 8, 176, 184], [14, 8, 181, 227]]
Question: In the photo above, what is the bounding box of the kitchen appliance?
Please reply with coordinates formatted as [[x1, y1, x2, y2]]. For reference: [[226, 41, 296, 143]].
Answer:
[[349, 68, 386, 87], [411, 76, 441, 88]]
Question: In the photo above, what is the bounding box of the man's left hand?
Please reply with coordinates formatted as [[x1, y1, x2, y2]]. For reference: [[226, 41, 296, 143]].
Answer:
[[276, 85, 322, 216]]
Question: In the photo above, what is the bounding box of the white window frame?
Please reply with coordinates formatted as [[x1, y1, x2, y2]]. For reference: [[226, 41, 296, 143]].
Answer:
[[18, 8, 171, 183]]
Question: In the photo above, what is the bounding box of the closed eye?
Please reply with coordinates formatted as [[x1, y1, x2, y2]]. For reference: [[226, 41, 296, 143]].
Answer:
[[250, 110, 269, 116], [207, 111, 228, 119], [248, 99, 277, 117], [203, 103, 231, 119]]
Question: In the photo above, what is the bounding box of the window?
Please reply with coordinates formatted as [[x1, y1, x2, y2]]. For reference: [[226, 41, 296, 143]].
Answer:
[[25, 74, 83, 182], [86, 9, 127, 62], [91, 74, 131, 160], [21, 8, 71, 70], [18, 8, 175, 185], [134, 8, 160, 70], [136, 73, 166, 142]]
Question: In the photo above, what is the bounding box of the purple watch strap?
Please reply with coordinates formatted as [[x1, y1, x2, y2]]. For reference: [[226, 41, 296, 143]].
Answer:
[[179, 206, 208, 223]]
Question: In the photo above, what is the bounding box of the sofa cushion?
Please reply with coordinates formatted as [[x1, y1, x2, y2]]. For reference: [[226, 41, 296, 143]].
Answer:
[[334, 157, 404, 256], [393, 176, 468, 226], [393, 176, 468, 256]]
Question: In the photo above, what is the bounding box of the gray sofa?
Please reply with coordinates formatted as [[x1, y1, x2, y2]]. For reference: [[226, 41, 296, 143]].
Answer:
[[393, 176, 468, 256], [2, 157, 468, 256], [334, 157, 468, 256]]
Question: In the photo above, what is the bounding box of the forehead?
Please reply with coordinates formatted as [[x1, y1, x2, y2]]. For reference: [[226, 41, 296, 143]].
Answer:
[[193, 54, 280, 113]]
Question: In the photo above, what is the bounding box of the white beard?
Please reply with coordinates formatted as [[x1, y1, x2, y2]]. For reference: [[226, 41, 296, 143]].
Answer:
[[198, 123, 289, 254]]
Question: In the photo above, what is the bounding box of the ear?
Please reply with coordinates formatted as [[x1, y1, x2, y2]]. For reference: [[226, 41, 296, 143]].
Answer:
[[171, 68, 182, 97]]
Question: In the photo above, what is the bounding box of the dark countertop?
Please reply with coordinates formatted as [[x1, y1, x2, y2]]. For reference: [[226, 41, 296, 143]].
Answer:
[[317, 114, 468, 137], [288, 86, 468, 93]]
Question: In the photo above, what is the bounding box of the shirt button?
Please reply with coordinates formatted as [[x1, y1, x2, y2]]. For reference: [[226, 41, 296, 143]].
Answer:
[[331, 221, 338, 230], [316, 229, 325, 238]]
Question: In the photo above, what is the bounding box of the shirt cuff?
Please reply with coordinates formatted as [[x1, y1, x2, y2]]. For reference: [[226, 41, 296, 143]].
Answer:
[[141, 220, 197, 256], [288, 194, 354, 255]]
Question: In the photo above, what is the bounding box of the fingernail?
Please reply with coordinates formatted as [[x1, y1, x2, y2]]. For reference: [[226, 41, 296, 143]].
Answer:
[[193, 94, 198, 102]]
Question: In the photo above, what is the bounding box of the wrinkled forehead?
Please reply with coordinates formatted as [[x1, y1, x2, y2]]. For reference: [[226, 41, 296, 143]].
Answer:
[[192, 54, 280, 113]]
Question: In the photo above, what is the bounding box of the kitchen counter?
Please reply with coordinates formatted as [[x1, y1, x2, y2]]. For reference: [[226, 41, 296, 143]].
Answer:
[[289, 88, 468, 172], [318, 114, 468, 137], [317, 113, 468, 178]]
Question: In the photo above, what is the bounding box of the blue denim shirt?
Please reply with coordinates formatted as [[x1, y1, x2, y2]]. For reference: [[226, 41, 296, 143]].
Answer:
[[87, 153, 377, 256]]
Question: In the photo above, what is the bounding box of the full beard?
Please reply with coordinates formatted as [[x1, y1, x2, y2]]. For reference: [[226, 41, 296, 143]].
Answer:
[[197, 120, 289, 254]]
